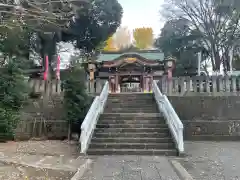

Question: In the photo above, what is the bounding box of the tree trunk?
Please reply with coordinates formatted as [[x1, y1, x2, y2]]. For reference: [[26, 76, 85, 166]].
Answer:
[[68, 123, 72, 141], [213, 47, 221, 71]]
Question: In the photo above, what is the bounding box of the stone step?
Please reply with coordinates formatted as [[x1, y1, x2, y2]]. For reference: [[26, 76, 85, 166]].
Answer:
[[87, 148, 177, 156], [96, 124, 168, 128], [89, 142, 175, 149], [95, 128, 169, 133], [104, 111, 159, 114], [104, 109, 159, 113], [107, 96, 155, 100], [104, 105, 158, 111], [104, 106, 159, 110], [108, 94, 154, 98], [91, 137, 173, 143], [100, 113, 163, 119], [105, 105, 158, 109], [88, 93, 176, 156], [107, 100, 156, 104], [98, 119, 166, 124], [93, 132, 171, 138]]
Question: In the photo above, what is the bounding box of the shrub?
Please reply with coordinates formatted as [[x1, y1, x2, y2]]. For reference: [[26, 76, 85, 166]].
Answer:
[[62, 66, 91, 139], [0, 58, 29, 141]]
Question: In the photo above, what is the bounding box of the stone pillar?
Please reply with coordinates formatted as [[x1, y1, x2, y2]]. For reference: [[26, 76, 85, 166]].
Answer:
[[143, 76, 146, 92], [149, 76, 153, 92], [140, 75, 143, 91], [95, 78, 102, 93], [143, 76, 151, 93], [88, 63, 96, 93], [109, 75, 116, 93], [115, 74, 120, 93]]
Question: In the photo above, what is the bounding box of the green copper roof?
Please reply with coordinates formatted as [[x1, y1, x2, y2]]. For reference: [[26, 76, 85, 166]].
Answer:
[[96, 51, 164, 62]]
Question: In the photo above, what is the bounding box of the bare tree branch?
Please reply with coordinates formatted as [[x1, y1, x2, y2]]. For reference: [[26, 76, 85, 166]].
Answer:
[[162, 0, 240, 71]]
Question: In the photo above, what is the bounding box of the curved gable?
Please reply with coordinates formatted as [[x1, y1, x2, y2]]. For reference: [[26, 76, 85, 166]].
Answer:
[[102, 53, 163, 68], [96, 51, 164, 62]]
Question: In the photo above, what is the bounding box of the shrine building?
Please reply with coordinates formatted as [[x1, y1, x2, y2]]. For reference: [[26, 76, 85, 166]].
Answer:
[[85, 50, 176, 93]]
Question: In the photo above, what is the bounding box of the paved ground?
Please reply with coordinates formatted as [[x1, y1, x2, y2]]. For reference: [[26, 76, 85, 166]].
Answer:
[[0, 140, 80, 157], [174, 141, 240, 180], [4, 140, 240, 180], [81, 156, 180, 180], [0, 140, 86, 180]]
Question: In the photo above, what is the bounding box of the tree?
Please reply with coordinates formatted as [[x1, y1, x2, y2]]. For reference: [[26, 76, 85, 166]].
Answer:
[[0, 0, 89, 76], [162, 0, 240, 72], [155, 18, 208, 76], [62, 0, 123, 53], [103, 36, 117, 51], [114, 26, 132, 50], [62, 66, 90, 140], [133, 27, 154, 49], [0, 57, 29, 141], [0, 0, 83, 30], [29, 0, 122, 79]]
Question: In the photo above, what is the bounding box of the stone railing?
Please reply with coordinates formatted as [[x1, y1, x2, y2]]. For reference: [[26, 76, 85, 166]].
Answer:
[[152, 80, 184, 154], [80, 81, 109, 154], [28, 79, 63, 95], [28, 79, 105, 95], [158, 76, 240, 96]]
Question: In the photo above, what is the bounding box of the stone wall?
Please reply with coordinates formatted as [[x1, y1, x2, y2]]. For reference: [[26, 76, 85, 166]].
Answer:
[[15, 95, 67, 141], [15, 94, 95, 141], [168, 96, 240, 140]]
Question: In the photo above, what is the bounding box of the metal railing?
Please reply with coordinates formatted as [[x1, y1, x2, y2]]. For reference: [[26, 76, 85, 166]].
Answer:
[[80, 81, 109, 154], [152, 80, 184, 154]]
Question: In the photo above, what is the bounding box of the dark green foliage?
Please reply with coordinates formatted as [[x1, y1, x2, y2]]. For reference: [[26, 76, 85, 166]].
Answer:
[[0, 58, 29, 141], [62, 67, 90, 125], [0, 26, 31, 59], [155, 18, 208, 76], [61, 0, 123, 53]]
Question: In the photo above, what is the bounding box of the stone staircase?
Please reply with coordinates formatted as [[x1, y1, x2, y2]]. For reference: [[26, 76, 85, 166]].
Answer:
[[87, 93, 178, 156]]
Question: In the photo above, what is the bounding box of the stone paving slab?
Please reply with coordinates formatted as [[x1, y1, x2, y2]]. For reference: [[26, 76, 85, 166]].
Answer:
[[81, 156, 180, 180], [0, 141, 88, 180], [0, 140, 79, 157], [0, 163, 75, 180], [0, 152, 87, 172], [173, 141, 240, 180]]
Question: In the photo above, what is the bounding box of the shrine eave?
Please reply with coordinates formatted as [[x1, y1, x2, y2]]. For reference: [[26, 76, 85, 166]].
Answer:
[[96, 52, 164, 62], [103, 59, 163, 68], [96, 53, 164, 68]]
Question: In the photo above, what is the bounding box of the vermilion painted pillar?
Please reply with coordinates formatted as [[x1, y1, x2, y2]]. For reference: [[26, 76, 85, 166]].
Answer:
[[115, 74, 119, 93], [167, 69, 172, 79], [167, 69, 173, 95], [143, 76, 146, 92]]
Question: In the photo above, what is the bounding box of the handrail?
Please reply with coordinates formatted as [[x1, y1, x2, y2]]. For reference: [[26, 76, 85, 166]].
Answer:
[[80, 81, 109, 154], [152, 80, 184, 153]]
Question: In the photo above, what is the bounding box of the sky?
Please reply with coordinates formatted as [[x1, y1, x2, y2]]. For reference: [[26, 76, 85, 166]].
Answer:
[[58, 0, 165, 67], [118, 0, 165, 37]]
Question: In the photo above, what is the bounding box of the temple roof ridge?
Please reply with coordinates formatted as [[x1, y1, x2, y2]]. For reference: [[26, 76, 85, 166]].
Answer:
[[96, 49, 164, 62]]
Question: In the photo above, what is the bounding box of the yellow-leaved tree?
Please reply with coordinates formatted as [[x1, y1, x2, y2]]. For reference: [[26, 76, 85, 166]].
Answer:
[[103, 36, 117, 51], [133, 27, 154, 49], [114, 26, 132, 50]]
